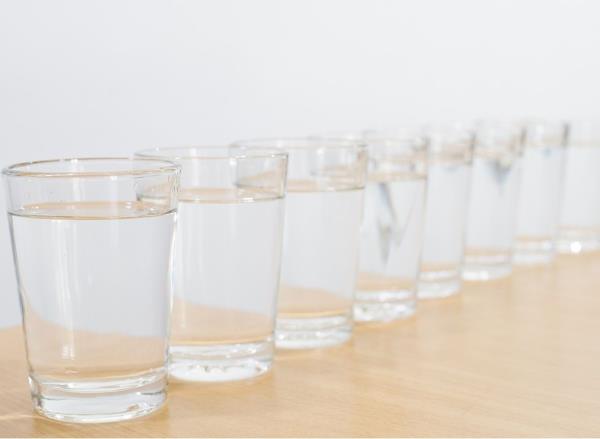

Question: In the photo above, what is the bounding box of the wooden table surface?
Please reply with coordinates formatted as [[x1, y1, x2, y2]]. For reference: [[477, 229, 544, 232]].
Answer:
[[2, 254, 600, 437]]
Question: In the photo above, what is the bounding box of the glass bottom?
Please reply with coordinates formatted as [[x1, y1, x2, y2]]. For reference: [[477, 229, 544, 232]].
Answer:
[[463, 263, 512, 281], [354, 290, 416, 323], [418, 269, 461, 299], [514, 238, 555, 265], [275, 313, 352, 349], [30, 368, 166, 424], [463, 251, 512, 281], [557, 228, 600, 254], [169, 339, 273, 382]]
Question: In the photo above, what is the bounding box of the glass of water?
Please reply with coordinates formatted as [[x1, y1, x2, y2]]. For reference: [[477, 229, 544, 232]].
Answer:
[[136, 146, 287, 382], [463, 122, 523, 280], [3, 158, 179, 423], [515, 121, 568, 264], [356, 132, 428, 322], [558, 121, 600, 253], [234, 138, 367, 349], [418, 124, 474, 299]]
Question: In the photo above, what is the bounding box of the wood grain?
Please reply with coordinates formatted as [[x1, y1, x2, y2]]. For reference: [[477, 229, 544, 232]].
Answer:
[[2, 254, 600, 437]]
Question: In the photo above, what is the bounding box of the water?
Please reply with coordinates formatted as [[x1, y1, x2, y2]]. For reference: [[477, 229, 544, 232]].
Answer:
[[277, 182, 364, 348], [419, 157, 471, 298], [464, 150, 521, 280], [169, 188, 284, 381], [356, 172, 426, 321], [8, 201, 175, 423], [558, 146, 600, 253], [515, 146, 565, 264]]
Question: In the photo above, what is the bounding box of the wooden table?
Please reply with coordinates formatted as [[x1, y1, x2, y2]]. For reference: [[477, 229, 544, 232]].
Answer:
[[2, 254, 600, 437]]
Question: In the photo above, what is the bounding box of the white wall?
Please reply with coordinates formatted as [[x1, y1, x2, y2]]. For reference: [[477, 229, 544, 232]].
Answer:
[[1, 0, 599, 326]]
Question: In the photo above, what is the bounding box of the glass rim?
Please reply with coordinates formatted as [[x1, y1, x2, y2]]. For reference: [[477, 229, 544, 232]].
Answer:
[[568, 121, 600, 146], [568, 120, 600, 129], [309, 130, 369, 141], [363, 135, 428, 151], [312, 131, 429, 151], [136, 145, 289, 161], [473, 120, 524, 133], [520, 118, 569, 128], [2, 157, 181, 178], [232, 137, 367, 152], [473, 121, 524, 145], [520, 119, 569, 148], [423, 123, 475, 137]]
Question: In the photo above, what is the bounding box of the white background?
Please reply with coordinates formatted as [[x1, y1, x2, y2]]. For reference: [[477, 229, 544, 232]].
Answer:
[[1, 0, 598, 326]]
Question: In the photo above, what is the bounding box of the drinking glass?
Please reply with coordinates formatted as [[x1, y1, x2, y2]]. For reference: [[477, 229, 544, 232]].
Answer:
[[136, 147, 287, 382], [356, 132, 428, 321], [418, 124, 474, 299], [3, 158, 179, 423], [463, 123, 523, 280], [234, 138, 367, 349], [558, 121, 600, 253], [515, 121, 568, 264]]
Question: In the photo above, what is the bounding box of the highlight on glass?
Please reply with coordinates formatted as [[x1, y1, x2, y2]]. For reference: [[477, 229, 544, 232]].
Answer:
[[233, 138, 367, 349], [136, 146, 288, 382], [357, 130, 428, 321], [3, 158, 180, 423], [558, 121, 600, 254], [463, 122, 523, 281], [515, 121, 568, 265], [418, 124, 474, 299]]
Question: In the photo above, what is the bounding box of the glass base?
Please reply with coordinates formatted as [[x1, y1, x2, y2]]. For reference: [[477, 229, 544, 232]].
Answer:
[[463, 263, 512, 281], [514, 249, 554, 265], [30, 369, 166, 424], [418, 270, 461, 299], [354, 290, 416, 322], [557, 238, 600, 254], [275, 313, 352, 349], [169, 339, 273, 382], [514, 239, 555, 265], [557, 227, 600, 254]]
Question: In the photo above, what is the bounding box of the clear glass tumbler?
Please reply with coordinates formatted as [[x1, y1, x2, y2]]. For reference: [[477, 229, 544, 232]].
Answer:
[[234, 138, 367, 349], [558, 121, 600, 253], [3, 158, 179, 423], [418, 125, 474, 299], [463, 123, 523, 280], [515, 121, 568, 264], [356, 132, 428, 322], [136, 147, 287, 382]]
